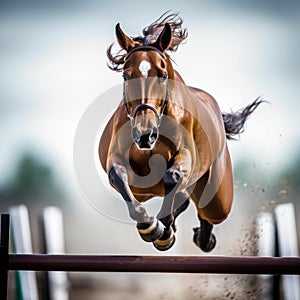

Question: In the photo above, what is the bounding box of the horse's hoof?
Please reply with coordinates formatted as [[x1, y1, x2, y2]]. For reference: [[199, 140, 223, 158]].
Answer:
[[193, 227, 216, 252], [153, 228, 176, 251], [202, 233, 216, 252], [137, 218, 165, 242]]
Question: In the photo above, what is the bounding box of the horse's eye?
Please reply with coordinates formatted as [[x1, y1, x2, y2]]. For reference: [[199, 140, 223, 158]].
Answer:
[[160, 72, 168, 83]]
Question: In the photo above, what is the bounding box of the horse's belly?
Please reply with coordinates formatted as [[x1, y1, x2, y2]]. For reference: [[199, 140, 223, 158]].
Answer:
[[130, 183, 165, 202]]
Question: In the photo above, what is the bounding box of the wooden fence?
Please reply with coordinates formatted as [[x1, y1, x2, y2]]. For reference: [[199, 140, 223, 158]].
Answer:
[[1, 209, 300, 300]]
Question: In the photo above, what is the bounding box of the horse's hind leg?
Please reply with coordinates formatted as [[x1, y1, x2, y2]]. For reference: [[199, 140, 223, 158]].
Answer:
[[193, 215, 216, 252], [192, 146, 233, 252]]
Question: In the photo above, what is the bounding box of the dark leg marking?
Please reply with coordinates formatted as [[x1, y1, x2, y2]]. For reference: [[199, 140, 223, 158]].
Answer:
[[136, 217, 165, 242], [154, 168, 183, 251], [193, 215, 216, 252], [109, 164, 164, 242], [172, 191, 190, 232]]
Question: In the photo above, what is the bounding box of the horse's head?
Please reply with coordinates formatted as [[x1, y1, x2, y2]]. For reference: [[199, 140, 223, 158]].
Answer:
[[115, 23, 173, 150]]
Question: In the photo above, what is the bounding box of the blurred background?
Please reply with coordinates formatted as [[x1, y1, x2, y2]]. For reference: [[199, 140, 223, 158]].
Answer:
[[0, 0, 299, 299]]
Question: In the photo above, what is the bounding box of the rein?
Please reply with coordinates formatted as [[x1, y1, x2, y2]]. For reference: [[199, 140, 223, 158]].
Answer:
[[122, 46, 170, 127]]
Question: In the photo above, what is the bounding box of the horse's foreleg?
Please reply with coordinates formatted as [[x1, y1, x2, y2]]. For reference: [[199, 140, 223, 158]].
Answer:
[[154, 148, 191, 251], [153, 170, 182, 250], [172, 190, 190, 231], [108, 163, 165, 242]]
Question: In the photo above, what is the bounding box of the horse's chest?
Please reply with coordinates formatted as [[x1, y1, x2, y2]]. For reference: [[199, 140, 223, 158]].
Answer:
[[126, 145, 171, 188], [128, 149, 169, 175]]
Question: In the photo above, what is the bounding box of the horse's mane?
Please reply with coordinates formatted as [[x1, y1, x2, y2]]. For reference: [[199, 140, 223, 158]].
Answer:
[[107, 12, 188, 72]]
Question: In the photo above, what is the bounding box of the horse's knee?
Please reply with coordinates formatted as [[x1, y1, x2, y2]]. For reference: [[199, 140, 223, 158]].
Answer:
[[164, 169, 183, 194]]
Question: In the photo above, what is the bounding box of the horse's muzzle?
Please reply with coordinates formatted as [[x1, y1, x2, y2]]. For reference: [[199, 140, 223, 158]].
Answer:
[[132, 126, 158, 150]]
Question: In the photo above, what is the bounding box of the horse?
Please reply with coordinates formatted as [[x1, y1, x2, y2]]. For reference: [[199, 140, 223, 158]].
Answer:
[[99, 13, 263, 252]]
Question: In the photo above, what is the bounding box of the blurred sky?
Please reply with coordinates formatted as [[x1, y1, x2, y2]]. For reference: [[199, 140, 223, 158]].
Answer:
[[1, 0, 300, 197]]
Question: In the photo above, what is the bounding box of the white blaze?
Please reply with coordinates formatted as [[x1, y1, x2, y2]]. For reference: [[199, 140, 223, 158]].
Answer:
[[139, 60, 151, 78]]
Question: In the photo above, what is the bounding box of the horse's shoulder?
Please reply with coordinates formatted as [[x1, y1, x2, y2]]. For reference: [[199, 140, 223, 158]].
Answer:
[[99, 104, 129, 168]]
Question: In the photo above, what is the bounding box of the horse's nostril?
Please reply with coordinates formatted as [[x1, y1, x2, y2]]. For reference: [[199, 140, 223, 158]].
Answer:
[[140, 134, 151, 144], [136, 133, 155, 149], [149, 128, 158, 142], [131, 126, 141, 141], [132, 126, 159, 149]]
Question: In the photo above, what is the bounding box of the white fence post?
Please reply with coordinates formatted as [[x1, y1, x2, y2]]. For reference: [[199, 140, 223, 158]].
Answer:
[[9, 205, 39, 300], [256, 212, 276, 300], [275, 203, 300, 300], [43, 206, 69, 300]]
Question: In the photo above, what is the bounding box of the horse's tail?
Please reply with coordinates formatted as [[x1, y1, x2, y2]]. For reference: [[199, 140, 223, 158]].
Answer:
[[222, 97, 264, 140]]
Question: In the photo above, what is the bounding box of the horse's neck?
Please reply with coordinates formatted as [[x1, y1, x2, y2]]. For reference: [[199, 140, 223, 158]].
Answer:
[[165, 55, 183, 83], [173, 70, 185, 83]]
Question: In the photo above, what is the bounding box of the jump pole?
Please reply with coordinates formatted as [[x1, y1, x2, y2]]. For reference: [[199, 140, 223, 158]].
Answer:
[[8, 254, 300, 274]]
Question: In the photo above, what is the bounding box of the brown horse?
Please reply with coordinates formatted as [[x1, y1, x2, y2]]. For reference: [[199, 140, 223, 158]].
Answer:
[[99, 13, 262, 252]]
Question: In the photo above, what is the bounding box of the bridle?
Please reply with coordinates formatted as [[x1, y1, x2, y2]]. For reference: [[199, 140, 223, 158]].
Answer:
[[122, 46, 170, 127]]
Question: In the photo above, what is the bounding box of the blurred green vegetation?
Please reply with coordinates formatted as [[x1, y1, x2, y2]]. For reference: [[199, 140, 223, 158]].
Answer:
[[1, 150, 299, 208], [1, 153, 64, 201]]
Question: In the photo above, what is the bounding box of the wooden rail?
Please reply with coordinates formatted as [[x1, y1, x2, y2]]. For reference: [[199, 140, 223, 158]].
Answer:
[[8, 253, 300, 274]]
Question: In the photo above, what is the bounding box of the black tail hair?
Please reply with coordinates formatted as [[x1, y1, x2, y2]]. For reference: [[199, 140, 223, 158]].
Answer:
[[222, 97, 265, 140]]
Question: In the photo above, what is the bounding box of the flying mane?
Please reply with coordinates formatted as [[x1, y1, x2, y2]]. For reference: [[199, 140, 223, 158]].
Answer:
[[107, 12, 188, 72]]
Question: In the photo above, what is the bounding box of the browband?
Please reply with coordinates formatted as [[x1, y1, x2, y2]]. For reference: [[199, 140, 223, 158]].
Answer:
[[125, 46, 166, 60]]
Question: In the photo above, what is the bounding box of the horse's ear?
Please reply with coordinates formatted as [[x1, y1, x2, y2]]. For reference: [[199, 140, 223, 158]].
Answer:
[[115, 23, 135, 52], [154, 23, 172, 52]]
